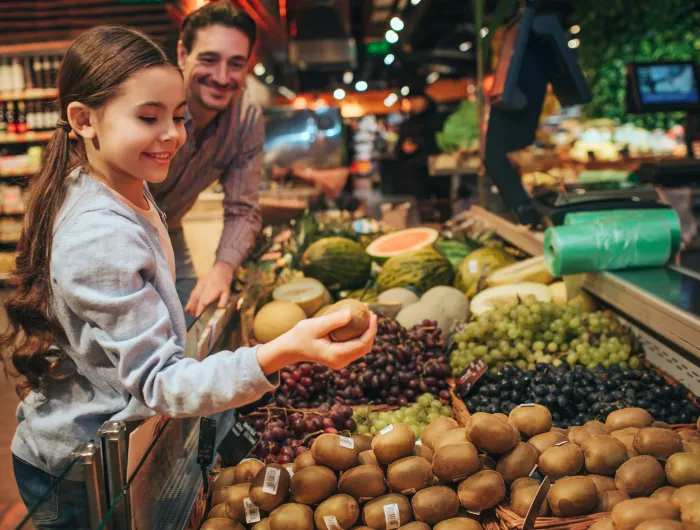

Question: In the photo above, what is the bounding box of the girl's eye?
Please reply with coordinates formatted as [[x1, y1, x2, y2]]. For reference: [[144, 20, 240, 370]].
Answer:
[[140, 117, 157, 123]]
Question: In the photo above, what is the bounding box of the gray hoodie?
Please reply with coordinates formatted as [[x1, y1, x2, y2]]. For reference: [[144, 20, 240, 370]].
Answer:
[[12, 168, 277, 478]]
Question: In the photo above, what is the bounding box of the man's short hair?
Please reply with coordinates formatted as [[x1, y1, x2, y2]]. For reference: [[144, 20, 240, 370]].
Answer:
[[180, 1, 257, 54]]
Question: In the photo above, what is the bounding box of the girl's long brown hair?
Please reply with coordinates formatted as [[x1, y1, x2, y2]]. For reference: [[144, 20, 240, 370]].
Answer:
[[1, 26, 173, 399]]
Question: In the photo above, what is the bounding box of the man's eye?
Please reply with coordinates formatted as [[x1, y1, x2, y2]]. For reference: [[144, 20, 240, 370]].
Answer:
[[201, 57, 216, 65]]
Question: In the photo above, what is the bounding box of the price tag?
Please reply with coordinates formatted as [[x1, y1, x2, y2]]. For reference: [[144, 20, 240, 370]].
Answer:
[[197, 417, 217, 467], [218, 418, 261, 468], [455, 359, 489, 396], [244, 498, 261, 524], [262, 467, 281, 495], [467, 510, 482, 516], [529, 465, 538, 477], [324, 516, 342, 530], [339, 436, 355, 449], [384, 503, 401, 530], [380, 425, 394, 435], [468, 260, 479, 274], [555, 441, 569, 447], [415, 440, 422, 446]]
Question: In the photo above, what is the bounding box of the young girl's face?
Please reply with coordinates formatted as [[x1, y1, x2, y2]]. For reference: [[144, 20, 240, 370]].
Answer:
[[90, 66, 187, 185]]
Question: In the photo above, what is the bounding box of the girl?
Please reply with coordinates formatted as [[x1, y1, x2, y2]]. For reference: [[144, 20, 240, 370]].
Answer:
[[1, 26, 377, 529]]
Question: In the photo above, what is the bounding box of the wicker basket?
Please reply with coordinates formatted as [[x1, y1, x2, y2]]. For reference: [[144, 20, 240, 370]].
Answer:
[[494, 505, 611, 530]]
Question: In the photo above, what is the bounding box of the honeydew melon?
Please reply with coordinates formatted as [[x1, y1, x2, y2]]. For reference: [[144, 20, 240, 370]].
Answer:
[[485, 255, 553, 287], [376, 287, 420, 306], [470, 283, 552, 317], [272, 277, 331, 316], [254, 301, 306, 342], [420, 286, 470, 331]]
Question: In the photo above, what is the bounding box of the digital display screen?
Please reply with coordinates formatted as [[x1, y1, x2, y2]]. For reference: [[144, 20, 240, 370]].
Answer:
[[636, 63, 699, 106]]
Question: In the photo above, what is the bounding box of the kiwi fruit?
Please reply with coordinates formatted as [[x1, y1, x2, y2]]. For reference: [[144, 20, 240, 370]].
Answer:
[[387, 456, 434, 494], [538, 442, 584, 481], [582, 435, 629, 476], [208, 503, 228, 519], [295, 451, 317, 471], [236, 460, 266, 485], [496, 442, 539, 485], [457, 470, 506, 512], [328, 299, 371, 342], [637, 521, 700, 530], [338, 465, 387, 501], [398, 523, 431, 530], [683, 441, 700, 455], [353, 435, 374, 453], [314, 494, 360, 530], [421, 418, 460, 450], [588, 475, 618, 494], [225, 483, 253, 522], [666, 453, 700, 487], [547, 476, 598, 517], [290, 466, 337, 505], [254, 519, 271, 530], [584, 421, 610, 435], [413, 444, 434, 463], [313, 434, 361, 471], [269, 503, 314, 530], [682, 504, 700, 525], [250, 465, 291, 511], [212, 486, 231, 507], [551, 427, 569, 436], [509, 477, 549, 518], [411, 486, 460, 524], [509, 405, 552, 439], [672, 485, 700, 509], [634, 428, 684, 460], [352, 527, 376, 530], [653, 421, 673, 429], [479, 455, 497, 471], [432, 442, 480, 482], [606, 408, 654, 431], [362, 493, 413, 530], [432, 429, 470, 453], [359, 450, 380, 467], [611, 498, 680, 530], [372, 424, 416, 466], [201, 519, 246, 530], [678, 429, 700, 443], [595, 490, 630, 513], [467, 413, 519, 455], [611, 428, 641, 458], [528, 432, 567, 456], [588, 518, 614, 530], [215, 467, 238, 491], [652, 486, 679, 502], [433, 518, 483, 530], [615, 455, 665, 497], [568, 426, 596, 446]]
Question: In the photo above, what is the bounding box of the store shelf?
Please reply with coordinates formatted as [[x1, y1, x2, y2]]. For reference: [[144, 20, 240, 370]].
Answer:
[[0, 88, 58, 102], [0, 170, 35, 178], [0, 131, 53, 144]]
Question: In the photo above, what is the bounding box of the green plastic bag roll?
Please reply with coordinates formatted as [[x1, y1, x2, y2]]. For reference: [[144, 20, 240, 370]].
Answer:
[[564, 209, 681, 254], [544, 217, 672, 276]]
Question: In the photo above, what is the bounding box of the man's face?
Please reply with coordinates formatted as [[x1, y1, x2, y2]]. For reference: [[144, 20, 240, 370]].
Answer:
[[178, 24, 251, 113]]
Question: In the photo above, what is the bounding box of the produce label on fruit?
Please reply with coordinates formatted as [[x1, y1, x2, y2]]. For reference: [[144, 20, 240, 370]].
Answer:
[[244, 498, 261, 523], [262, 467, 281, 495], [519, 403, 535, 407], [324, 516, 342, 530], [339, 436, 355, 449], [555, 441, 568, 446], [380, 424, 394, 435], [384, 503, 401, 530], [455, 359, 488, 396], [218, 418, 261, 468], [415, 440, 422, 445], [529, 465, 538, 477]]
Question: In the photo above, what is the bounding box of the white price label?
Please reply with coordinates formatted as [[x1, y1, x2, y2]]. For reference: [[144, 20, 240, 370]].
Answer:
[[384, 503, 401, 530], [324, 516, 342, 530], [468, 260, 479, 274], [467, 510, 482, 516], [415, 440, 422, 446], [287, 468, 294, 478], [244, 498, 261, 524], [529, 464, 538, 477], [380, 424, 394, 435], [262, 467, 281, 495], [555, 441, 569, 447], [519, 403, 536, 407], [339, 436, 355, 449]]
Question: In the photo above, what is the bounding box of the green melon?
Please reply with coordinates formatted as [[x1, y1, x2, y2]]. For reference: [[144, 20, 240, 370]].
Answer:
[[454, 247, 516, 297], [301, 237, 371, 291], [366, 227, 439, 264], [377, 247, 454, 294], [434, 239, 473, 269], [345, 287, 379, 302]]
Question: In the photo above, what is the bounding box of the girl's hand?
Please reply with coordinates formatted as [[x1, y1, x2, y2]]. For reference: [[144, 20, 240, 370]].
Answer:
[[256, 309, 378, 375]]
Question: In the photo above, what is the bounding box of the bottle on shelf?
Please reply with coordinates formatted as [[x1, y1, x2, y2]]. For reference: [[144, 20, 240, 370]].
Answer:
[[0, 103, 6, 133], [5, 102, 15, 134], [32, 56, 42, 90], [0, 58, 11, 94], [51, 56, 61, 88], [41, 56, 51, 89], [23, 57, 33, 90], [25, 101, 35, 131], [16, 102, 27, 134], [10, 58, 24, 92]]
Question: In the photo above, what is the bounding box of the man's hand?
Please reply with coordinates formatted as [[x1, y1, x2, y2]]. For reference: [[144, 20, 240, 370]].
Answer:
[[185, 261, 235, 318]]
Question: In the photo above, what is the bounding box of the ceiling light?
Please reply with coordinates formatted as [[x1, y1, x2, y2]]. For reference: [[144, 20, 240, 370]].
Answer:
[[568, 38, 580, 49], [385, 30, 399, 43], [459, 41, 472, 52], [384, 93, 398, 107], [479, 27, 489, 38], [254, 63, 266, 76], [410, 0, 421, 5], [401, 86, 410, 96], [384, 54, 395, 65], [390, 17, 404, 31], [426, 72, 440, 84], [333, 88, 346, 100], [570, 25, 580, 34], [355, 80, 368, 92], [343, 71, 354, 84], [265, 75, 274, 84]]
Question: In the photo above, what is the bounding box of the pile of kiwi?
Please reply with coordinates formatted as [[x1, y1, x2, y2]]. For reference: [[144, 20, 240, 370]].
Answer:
[[201, 409, 700, 530]]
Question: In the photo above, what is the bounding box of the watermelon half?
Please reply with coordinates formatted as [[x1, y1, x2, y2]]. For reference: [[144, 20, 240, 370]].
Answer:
[[366, 227, 439, 264]]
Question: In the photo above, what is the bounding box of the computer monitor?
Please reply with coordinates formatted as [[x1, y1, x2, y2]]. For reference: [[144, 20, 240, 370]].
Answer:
[[627, 61, 700, 113]]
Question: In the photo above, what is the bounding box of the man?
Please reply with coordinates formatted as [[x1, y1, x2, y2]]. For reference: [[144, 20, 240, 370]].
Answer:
[[150, 0, 264, 324]]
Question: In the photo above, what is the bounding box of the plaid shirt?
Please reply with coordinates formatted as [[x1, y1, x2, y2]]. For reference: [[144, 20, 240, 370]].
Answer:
[[150, 90, 264, 270]]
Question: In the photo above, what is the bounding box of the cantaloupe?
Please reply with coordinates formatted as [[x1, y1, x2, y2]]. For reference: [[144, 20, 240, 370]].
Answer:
[[377, 288, 420, 306], [420, 286, 470, 331], [254, 301, 307, 342], [470, 283, 552, 317]]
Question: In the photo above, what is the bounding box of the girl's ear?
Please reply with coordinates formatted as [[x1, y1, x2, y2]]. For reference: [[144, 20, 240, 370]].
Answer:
[[67, 102, 96, 140]]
